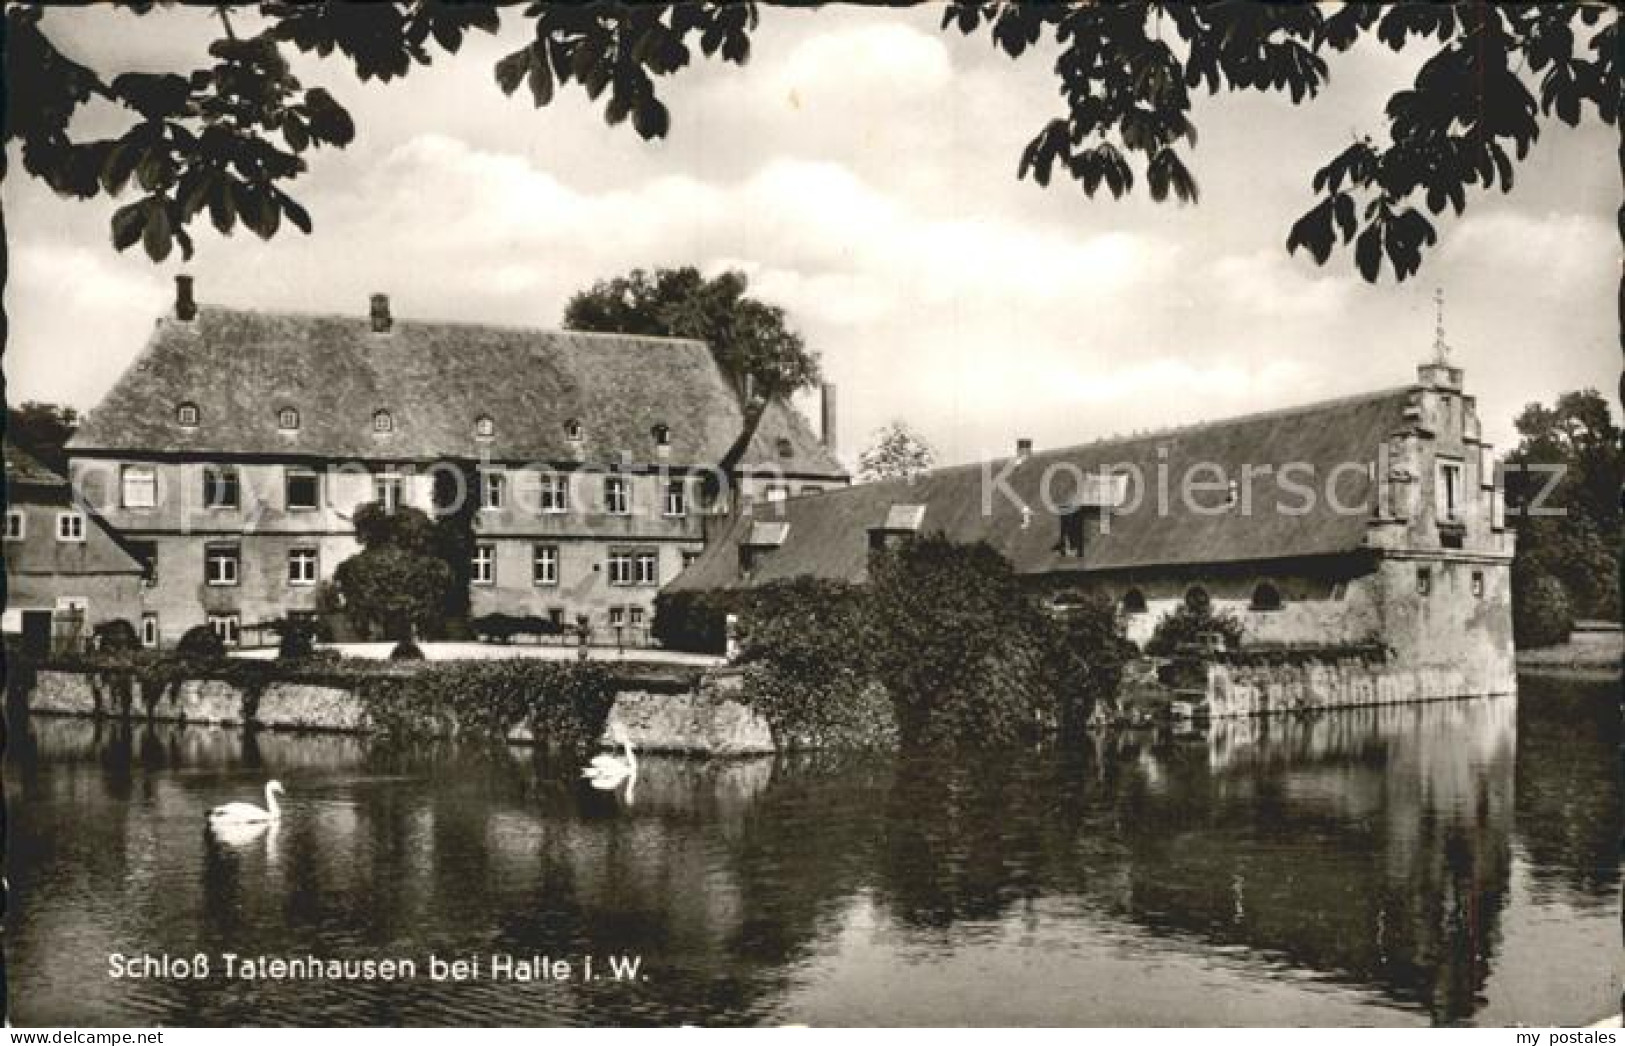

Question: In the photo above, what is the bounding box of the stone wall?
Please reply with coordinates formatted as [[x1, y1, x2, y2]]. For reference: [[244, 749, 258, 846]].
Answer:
[[1206, 655, 1514, 718], [19, 667, 769, 755]]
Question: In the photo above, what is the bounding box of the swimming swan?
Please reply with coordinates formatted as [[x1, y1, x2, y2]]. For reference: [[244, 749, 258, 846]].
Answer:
[[207, 780, 284, 825], [582, 724, 636, 789]]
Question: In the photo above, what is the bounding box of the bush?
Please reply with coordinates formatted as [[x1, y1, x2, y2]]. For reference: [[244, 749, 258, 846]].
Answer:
[[356, 660, 617, 747], [866, 536, 1059, 749], [1144, 602, 1246, 657], [176, 625, 225, 659], [1045, 592, 1135, 739], [652, 589, 737, 654], [269, 616, 320, 660], [736, 577, 895, 749], [93, 619, 140, 652], [1513, 571, 1573, 649], [472, 613, 562, 644], [390, 639, 425, 661]]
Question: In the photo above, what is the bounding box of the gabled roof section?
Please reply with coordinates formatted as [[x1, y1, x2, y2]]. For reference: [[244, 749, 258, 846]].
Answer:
[[3, 437, 69, 489], [71, 306, 848, 479], [668, 385, 1416, 591]]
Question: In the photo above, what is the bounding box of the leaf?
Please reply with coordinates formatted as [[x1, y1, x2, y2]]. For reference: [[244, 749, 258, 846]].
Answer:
[[1354, 222, 1383, 282], [208, 177, 237, 235], [111, 201, 146, 252], [1332, 191, 1356, 241], [632, 96, 669, 140], [526, 44, 554, 107], [494, 47, 530, 96], [280, 191, 312, 234], [140, 198, 172, 262]]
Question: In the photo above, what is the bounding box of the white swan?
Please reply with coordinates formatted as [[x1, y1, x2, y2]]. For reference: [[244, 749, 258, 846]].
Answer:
[[207, 780, 284, 825], [582, 724, 636, 791]]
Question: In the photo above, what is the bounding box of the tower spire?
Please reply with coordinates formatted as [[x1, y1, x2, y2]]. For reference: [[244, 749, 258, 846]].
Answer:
[[1432, 287, 1450, 364]]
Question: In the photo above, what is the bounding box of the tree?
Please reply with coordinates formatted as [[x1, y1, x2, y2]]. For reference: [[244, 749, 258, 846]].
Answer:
[[331, 502, 453, 642], [1503, 389, 1623, 621], [564, 266, 819, 399], [5, 4, 1614, 287], [856, 421, 936, 483], [6, 401, 79, 473]]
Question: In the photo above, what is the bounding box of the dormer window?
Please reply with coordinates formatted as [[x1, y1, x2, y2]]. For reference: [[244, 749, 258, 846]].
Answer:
[[652, 423, 671, 447], [278, 407, 300, 431], [564, 419, 584, 442], [176, 402, 200, 428], [776, 437, 794, 459], [475, 415, 496, 440], [373, 409, 394, 434]]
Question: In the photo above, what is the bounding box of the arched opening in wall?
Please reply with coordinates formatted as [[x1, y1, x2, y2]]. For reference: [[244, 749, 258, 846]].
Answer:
[[1121, 589, 1147, 615], [1184, 587, 1210, 614], [1250, 583, 1283, 611]]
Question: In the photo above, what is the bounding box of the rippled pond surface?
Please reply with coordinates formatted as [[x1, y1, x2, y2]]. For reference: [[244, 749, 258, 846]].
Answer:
[[6, 673, 1619, 1027]]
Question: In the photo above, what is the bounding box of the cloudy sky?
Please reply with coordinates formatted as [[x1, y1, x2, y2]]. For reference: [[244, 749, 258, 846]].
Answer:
[[5, 4, 1617, 463]]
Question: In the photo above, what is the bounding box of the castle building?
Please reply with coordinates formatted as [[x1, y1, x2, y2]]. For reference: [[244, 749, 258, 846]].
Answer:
[[669, 359, 1516, 696], [2, 437, 145, 654], [63, 277, 847, 646]]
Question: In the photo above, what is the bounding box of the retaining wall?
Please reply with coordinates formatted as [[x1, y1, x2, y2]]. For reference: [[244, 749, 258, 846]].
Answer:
[[1205, 656, 1514, 718]]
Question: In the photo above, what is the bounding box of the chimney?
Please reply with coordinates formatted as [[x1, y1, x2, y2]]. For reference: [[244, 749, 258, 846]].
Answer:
[[820, 381, 838, 452], [370, 293, 392, 333], [1016, 437, 1033, 462], [174, 274, 197, 321]]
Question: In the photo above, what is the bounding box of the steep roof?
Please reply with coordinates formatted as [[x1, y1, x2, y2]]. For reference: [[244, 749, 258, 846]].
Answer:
[[3, 437, 70, 489], [70, 306, 846, 478], [669, 385, 1417, 590]]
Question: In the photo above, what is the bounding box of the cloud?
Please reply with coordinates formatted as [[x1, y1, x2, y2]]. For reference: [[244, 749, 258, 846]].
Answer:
[[770, 21, 953, 104]]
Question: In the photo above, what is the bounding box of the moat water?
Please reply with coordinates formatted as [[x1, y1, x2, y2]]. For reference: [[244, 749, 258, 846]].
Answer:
[[6, 673, 1619, 1027]]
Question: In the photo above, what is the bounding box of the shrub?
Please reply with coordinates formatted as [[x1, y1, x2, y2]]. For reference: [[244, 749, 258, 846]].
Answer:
[[1144, 602, 1246, 657], [176, 625, 225, 660], [472, 613, 562, 644], [93, 619, 140, 652], [652, 588, 737, 654], [1513, 571, 1573, 649], [736, 577, 894, 749], [390, 639, 425, 661], [356, 660, 617, 747], [1044, 592, 1135, 739], [865, 536, 1057, 749]]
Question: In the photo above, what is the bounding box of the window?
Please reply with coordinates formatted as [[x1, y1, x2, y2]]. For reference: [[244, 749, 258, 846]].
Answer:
[[176, 402, 200, 427], [776, 437, 794, 459], [481, 470, 506, 510], [373, 409, 394, 433], [801, 485, 825, 496], [539, 473, 570, 513], [56, 512, 85, 542], [374, 473, 404, 511], [681, 549, 702, 570], [1417, 568, 1432, 596], [128, 540, 158, 587], [533, 544, 559, 586], [1121, 589, 1147, 615], [608, 606, 626, 628], [564, 419, 583, 441], [629, 606, 645, 628], [4, 510, 24, 541], [1184, 587, 1210, 613], [141, 613, 159, 649], [472, 543, 495, 585], [278, 407, 300, 431], [202, 465, 240, 509], [652, 423, 670, 447], [285, 468, 320, 511], [635, 550, 659, 586], [1250, 583, 1283, 612], [664, 479, 687, 517], [207, 613, 240, 646], [764, 483, 789, 503], [1437, 459, 1463, 522], [1472, 571, 1485, 598], [605, 475, 630, 515], [205, 544, 240, 586], [288, 547, 319, 586], [607, 550, 635, 586], [121, 465, 157, 509], [547, 607, 565, 629], [475, 415, 495, 440]]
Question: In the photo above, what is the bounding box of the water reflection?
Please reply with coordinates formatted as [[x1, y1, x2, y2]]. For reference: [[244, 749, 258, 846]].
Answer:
[[5, 675, 1618, 1027]]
